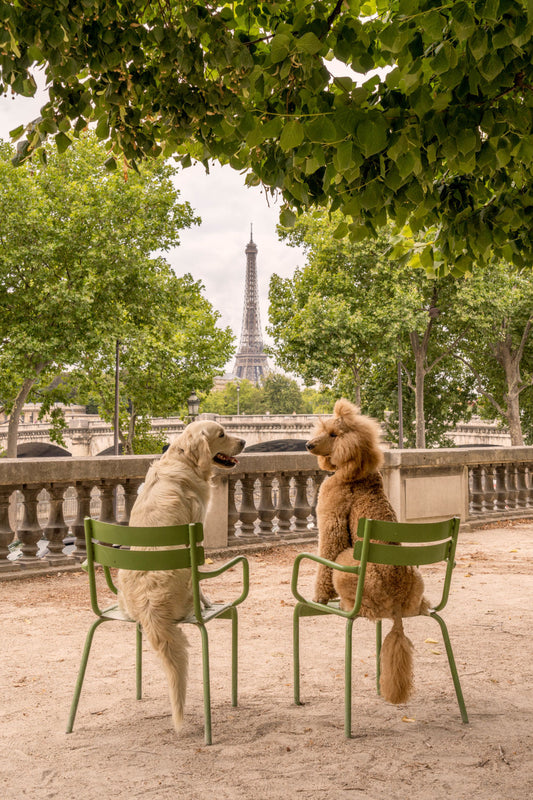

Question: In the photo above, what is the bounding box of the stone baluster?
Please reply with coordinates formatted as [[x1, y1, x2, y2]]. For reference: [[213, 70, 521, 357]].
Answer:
[[0, 488, 17, 572], [70, 482, 94, 561], [236, 474, 258, 541], [468, 466, 484, 516], [275, 473, 294, 534], [257, 473, 277, 538], [17, 485, 44, 565], [98, 480, 119, 523], [292, 472, 312, 535], [44, 483, 71, 564], [494, 464, 508, 511], [516, 464, 529, 509], [310, 471, 324, 529], [506, 464, 519, 511], [122, 479, 143, 523], [482, 466, 496, 513], [227, 476, 240, 543]]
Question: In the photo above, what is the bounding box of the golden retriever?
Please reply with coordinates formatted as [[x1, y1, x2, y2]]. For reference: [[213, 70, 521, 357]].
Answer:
[[306, 399, 428, 705], [118, 420, 245, 732]]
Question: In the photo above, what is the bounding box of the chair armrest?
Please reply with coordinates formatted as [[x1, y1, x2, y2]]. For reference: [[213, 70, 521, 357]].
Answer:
[[198, 555, 250, 607], [291, 552, 360, 618]]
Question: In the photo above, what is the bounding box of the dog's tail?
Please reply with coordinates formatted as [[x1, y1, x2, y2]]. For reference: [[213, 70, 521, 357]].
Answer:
[[379, 611, 414, 705], [137, 604, 189, 731]]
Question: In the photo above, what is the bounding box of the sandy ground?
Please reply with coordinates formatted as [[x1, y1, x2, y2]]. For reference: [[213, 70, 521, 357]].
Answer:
[[1, 521, 532, 800]]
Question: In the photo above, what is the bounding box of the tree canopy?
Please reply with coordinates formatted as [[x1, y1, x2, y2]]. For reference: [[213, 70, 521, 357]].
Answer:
[[2, 1, 533, 272], [269, 211, 476, 447], [0, 134, 233, 455]]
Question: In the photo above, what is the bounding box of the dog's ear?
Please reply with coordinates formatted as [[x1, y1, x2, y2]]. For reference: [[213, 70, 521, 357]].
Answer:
[[333, 398, 360, 431], [181, 425, 213, 472]]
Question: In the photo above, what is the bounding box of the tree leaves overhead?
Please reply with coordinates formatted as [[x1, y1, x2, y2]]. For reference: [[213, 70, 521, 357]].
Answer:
[[2, 1, 533, 271]]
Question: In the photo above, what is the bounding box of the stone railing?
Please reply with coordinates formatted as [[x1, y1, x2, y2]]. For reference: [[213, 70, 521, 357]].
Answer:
[[1, 446, 533, 576]]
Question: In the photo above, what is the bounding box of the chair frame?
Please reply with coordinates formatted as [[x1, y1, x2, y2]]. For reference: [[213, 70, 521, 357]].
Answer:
[[291, 517, 468, 737], [67, 517, 249, 745]]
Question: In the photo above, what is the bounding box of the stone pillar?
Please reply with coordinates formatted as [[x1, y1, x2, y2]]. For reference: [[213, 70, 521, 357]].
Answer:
[[204, 474, 229, 549], [0, 488, 17, 571], [257, 473, 277, 538], [17, 486, 44, 565], [45, 483, 71, 564]]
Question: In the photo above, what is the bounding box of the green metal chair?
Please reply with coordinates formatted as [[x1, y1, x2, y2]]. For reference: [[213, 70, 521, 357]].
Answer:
[[66, 517, 249, 745], [292, 517, 468, 737]]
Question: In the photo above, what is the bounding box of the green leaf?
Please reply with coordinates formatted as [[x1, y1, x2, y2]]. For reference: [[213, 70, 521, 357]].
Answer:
[[55, 132, 72, 154], [9, 125, 24, 140], [357, 118, 388, 156], [280, 119, 305, 150], [305, 116, 338, 143], [451, 2, 476, 41], [279, 206, 296, 227], [270, 33, 291, 63], [296, 32, 323, 55], [334, 141, 353, 171], [104, 155, 118, 171]]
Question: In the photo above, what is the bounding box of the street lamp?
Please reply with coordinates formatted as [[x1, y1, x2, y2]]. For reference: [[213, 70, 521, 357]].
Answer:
[[236, 383, 240, 416], [187, 391, 200, 424]]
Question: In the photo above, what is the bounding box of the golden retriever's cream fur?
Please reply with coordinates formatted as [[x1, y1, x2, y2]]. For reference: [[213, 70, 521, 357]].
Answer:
[[118, 420, 245, 732], [307, 399, 428, 705]]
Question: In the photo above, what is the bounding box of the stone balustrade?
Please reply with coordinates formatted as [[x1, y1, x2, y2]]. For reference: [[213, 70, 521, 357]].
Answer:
[[1, 446, 533, 576]]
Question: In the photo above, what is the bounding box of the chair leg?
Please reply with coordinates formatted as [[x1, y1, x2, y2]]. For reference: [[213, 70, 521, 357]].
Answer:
[[344, 618, 354, 738], [293, 605, 303, 706], [230, 608, 238, 707], [198, 624, 212, 746], [375, 620, 382, 695], [66, 618, 106, 733], [136, 623, 142, 700], [430, 612, 469, 723]]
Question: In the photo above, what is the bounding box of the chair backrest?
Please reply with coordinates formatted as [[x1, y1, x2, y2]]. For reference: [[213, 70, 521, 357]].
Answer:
[[352, 517, 460, 613], [83, 518, 205, 617]]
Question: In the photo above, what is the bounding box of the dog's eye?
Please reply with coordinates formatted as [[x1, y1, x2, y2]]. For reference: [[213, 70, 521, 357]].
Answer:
[[330, 432, 337, 438]]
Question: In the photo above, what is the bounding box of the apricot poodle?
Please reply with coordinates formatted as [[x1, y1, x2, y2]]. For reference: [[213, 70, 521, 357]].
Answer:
[[306, 399, 429, 705]]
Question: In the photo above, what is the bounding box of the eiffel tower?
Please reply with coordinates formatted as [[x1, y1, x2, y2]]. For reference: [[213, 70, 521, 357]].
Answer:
[[233, 227, 269, 384]]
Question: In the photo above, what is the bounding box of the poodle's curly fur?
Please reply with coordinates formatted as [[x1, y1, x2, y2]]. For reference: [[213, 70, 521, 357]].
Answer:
[[306, 398, 429, 705]]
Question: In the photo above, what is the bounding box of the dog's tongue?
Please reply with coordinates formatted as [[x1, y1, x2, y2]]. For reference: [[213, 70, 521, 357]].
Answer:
[[214, 453, 238, 466]]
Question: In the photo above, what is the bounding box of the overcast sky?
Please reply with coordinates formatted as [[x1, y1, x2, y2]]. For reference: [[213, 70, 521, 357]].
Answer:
[[0, 86, 306, 371]]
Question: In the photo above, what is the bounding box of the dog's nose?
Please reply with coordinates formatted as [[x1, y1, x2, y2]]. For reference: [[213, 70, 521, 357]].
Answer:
[[239, 439, 246, 449], [306, 441, 315, 451]]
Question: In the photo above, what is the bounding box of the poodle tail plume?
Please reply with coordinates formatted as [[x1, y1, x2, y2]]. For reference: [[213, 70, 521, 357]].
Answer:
[[137, 605, 189, 732], [379, 612, 414, 705]]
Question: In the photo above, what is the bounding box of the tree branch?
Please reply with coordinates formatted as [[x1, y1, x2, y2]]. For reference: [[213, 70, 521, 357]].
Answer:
[[454, 354, 506, 417]]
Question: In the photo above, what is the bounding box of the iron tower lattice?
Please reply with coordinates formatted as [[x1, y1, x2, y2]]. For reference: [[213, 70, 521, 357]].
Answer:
[[233, 227, 269, 384]]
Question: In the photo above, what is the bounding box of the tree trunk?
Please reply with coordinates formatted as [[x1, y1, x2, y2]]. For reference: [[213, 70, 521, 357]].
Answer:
[[6, 367, 47, 457], [497, 337, 526, 446], [414, 354, 426, 449], [506, 391, 524, 445], [125, 409, 136, 455], [409, 331, 428, 449]]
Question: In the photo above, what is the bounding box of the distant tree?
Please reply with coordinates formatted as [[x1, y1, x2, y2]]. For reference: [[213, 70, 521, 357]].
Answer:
[[70, 272, 234, 454], [201, 380, 263, 416], [301, 387, 337, 415], [0, 134, 199, 456], [270, 211, 474, 447], [451, 262, 533, 445], [261, 373, 303, 414], [201, 373, 305, 416]]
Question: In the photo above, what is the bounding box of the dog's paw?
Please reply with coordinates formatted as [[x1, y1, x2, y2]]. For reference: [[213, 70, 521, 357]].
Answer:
[[200, 591, 212, 609]]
